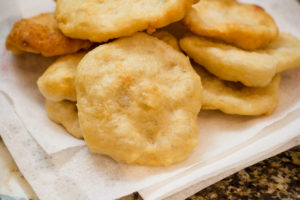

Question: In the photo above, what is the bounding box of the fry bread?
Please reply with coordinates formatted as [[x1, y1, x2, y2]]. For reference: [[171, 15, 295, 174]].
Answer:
[[37, 31, 181, 103], [46, 100, 83, 139], [55, 0, 192, 42], [184, 0, 278, 50], [180, 32, 300, 87], [76, 33, 202, 166], [152, 31, 180, 51], [37, 52, 86, 102], [6, 13, 92, 57], [193, 62, 280, 116]]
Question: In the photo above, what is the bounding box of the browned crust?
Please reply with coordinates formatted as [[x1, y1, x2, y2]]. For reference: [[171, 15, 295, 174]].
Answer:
[[6, 13, 92, 57]]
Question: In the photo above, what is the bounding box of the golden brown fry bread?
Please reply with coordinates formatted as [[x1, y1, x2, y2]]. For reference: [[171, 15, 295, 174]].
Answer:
[[76, 33, 202, 166], [193, 62, 280, 116], [152, 31, 180, 51], [184, 0, 278, 50], [38, 31, 179, 103], [46, 100, 83, 139], [38, 31, 180, 103], [37, 52, 85, 102], [56, 0, 193, 42], [180, 32, 300, 87], [6, 13, 92, 57]]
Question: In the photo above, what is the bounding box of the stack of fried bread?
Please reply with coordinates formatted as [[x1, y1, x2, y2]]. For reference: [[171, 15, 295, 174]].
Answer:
[[6, 0, 300, 166]]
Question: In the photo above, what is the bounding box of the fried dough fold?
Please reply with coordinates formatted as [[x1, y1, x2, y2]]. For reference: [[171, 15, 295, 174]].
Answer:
[[193, 62, 280, 116], [46, 100, 83, 139], [152, 31, 180, 51], [184, 0, 278, 50], [180, 32, 300, 87], [6, 13, 92, 57], [157, 21, 189, 40]]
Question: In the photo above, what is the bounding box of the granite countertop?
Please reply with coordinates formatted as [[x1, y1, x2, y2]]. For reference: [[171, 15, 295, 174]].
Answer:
[[121, 146, 300, 200]]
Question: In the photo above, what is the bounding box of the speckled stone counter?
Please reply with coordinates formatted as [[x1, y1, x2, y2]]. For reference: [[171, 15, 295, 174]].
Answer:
[[120, 146, 300, 200]]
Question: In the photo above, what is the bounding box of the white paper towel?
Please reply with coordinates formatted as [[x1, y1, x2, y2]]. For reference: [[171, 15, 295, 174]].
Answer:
[[0, 0, 85, 154], [0, 0, 300, 200]]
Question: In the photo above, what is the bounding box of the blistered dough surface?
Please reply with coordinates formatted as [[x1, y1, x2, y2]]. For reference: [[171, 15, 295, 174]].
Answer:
[[56, 0, 192, 42], [76, 33, 202, 166]]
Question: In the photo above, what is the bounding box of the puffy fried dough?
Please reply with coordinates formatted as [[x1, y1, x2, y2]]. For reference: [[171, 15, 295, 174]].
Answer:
[[76, 33, 202, 166], [37, 52, 85, 102], [184, 0, 278, 50], [6, 13, 92, 57], [193, 62, 280, 116], [38, 31, 180, 103], [46, 100, 83, 139], [56, 0, 193, 42], [152, 31, 180, 51], [38, 31, 179, 102], [180, 32, 300, 87]]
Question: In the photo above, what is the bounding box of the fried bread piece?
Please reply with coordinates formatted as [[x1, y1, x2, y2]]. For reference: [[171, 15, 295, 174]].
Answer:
[[56, 0, 193, 42], [6, 13, 92, 57], [152, 31, 180, 51], [46, 100, 83, 139], [184, 0, 278, 50], [38, 31, 180, 103], [37, 52, 86, 102], [193, 62, 280, 116], [76, 33, 202, 166], [180, 32, 300, 87], [38, 31, 179, 103]]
